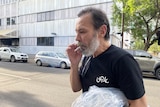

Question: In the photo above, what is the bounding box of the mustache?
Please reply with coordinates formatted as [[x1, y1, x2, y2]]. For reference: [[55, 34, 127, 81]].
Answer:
[[77, 42, 84, 47], [74, 42, 86, 52]]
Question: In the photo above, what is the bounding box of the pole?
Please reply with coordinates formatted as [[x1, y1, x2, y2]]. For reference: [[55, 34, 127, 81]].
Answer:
[[121, 12, 124, 48]]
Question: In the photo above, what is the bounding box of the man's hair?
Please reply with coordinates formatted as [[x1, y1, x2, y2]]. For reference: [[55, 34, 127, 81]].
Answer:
[[78, 7, 110, 40]]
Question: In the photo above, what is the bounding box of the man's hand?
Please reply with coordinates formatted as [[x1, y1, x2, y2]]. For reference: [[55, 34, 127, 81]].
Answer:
[[66, 43, 82, 66]]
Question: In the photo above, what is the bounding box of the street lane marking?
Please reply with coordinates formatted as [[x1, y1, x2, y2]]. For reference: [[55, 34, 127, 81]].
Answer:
[[0, 72, 31, 80]]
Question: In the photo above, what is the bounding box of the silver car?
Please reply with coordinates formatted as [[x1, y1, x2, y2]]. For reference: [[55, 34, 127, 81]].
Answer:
[[34, 51, 70, 69], [0, 47, 28, 62], [125, 49, 160, 80]]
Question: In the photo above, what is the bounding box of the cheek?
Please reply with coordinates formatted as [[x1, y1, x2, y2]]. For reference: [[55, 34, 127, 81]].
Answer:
[[82, 34, 92, 42]]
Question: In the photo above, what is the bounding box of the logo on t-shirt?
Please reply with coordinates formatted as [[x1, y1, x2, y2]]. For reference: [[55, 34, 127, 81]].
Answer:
[[96, 76, 109, 84]]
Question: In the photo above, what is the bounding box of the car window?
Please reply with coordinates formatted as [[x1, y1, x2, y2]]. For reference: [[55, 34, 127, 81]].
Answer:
[[49, 53, 56, 57], [56, 53, 67, 58], [40, 52, 49, 56], [10, 48, 18, 52], [135, 50, 151, 58]]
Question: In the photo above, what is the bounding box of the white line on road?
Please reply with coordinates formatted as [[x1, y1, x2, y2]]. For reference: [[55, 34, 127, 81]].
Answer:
[[0, 72, 31, 80]]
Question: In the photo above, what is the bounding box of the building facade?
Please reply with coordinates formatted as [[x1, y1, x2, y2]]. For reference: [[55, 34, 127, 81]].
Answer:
[[0, 0, 122, 54]]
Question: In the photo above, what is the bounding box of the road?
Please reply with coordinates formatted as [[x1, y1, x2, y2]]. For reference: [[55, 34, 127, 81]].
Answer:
[[0, 60, 160, 107], [0, 61, 80, 107]]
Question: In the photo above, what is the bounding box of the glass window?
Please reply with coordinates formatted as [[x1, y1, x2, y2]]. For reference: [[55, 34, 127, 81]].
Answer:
[[37, 13, 42, 22], [37, 37, 54, 46], [30, 14, 37, 22], [135, 50, 151, 58], [41, 12, 46, 21], [46, 12, 50, 21], [37, 13, 46, 22], [11, 17, 16, 25], [50, 11, 55, 20], [7, 18, 10, 25], [0, 19, 1, 26]]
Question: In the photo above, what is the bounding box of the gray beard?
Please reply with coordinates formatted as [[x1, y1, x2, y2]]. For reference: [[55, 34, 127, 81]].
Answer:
[[82, 34, 100, 56]]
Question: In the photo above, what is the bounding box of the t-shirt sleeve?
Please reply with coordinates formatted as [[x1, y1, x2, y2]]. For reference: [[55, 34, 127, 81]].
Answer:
[[114, 54, 145, 100]]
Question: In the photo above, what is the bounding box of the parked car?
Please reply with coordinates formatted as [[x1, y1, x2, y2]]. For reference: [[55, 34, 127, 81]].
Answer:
[[0, 47, 28, 62], [34, 51, 71, 69], [125, 49, 160, 80]]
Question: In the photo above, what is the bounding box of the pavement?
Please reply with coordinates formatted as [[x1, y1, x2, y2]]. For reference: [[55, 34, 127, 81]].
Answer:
[[28, 54, 35, 63]]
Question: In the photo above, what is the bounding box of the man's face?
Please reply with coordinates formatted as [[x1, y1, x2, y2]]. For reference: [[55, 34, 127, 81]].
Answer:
[[75, 14, 100, 56]]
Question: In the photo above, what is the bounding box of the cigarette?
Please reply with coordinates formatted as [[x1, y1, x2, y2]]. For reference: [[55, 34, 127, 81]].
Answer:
[[74, 47, 81, 52]]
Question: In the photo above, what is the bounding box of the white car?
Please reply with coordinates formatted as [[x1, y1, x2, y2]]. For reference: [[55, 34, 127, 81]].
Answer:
[[34, 51, 71, 69], [0, 47, 28, 62]]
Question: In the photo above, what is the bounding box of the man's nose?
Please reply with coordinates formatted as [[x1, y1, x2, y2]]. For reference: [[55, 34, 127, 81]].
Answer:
[[75, 34, 81, 41]]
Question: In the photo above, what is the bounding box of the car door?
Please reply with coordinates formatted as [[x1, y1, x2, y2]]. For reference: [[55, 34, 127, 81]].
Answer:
[[2, 48, 10, 60], [39, 52, 50, 65], [134, 50, 155, 71], [48, 52, 58, 67]]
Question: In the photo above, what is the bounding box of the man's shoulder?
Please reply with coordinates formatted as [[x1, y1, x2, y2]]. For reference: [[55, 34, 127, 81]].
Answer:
[[106, 45, 129, 56]]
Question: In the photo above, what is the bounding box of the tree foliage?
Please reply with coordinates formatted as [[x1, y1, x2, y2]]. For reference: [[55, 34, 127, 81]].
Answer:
[[112, 0, 160, 51], [148, 41, 160, 53], [132, 38, 144, 50]]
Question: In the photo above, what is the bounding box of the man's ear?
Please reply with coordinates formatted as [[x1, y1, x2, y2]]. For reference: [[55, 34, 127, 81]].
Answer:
[[99, 25, 107, 38]]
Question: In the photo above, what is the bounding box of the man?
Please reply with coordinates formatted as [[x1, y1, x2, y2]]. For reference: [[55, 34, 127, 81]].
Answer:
[[66, 7, 148, 107]]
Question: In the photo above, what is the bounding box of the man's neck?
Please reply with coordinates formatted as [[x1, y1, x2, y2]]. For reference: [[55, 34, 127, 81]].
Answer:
[[93, 41, 111, 58]]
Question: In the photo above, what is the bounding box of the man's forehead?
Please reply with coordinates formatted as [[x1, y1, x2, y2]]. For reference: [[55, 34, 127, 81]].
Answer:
[[75, 21, 90, 31], [76, 14, 91, 22], [76, 15, 92, 27]]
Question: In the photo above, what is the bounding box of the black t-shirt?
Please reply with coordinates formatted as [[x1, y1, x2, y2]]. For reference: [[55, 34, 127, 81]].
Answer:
[[79, 45, 145, 100]]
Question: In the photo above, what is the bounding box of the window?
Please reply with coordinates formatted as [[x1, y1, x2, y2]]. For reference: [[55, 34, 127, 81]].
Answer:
[[0, 19, 1, 26], [7, 18, 10, 25], [37, 37, 54, 46], [11, 17, 16, 25], [135, 50, 151, 58], [41, 13, 46, 21], [37, 12, 46, 22], [6, 17, 16, 25], [0, 38, 19, 46], [37, 13, 42, 22], [46, 12, 50, 21], [50, 11, 55, 20]]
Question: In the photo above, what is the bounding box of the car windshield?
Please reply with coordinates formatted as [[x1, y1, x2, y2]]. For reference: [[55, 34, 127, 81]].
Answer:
[[10, 48, 20, 52], [56, 53, 67, 58]]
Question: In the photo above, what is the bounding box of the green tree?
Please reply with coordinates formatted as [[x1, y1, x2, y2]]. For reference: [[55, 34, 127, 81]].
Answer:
[[112, 0, 160, 51], [148, 41, 160, 54], [132, 38, 144, 50]]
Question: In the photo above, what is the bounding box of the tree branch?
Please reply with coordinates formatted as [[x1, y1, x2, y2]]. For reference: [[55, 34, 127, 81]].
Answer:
[[149, 38, 158, 46], [151, 26, 160, 36], [138, 12, 148, 24], [147, 12, 158, 23]]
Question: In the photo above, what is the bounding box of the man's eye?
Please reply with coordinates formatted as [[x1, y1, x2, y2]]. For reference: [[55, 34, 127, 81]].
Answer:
[[79, 31, 86, 33]]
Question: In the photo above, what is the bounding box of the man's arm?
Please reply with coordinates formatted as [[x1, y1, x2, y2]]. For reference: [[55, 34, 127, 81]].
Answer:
[[70, 65, 82, 92], [128, 95, 148, 107], [66, 43, 82, 92]]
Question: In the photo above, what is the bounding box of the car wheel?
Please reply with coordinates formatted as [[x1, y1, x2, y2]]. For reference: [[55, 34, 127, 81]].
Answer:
[[36, 60, 42, 66], [155, 68, 160, 80], [60, 62, 67, 69], [10, 56, 16, 62]]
